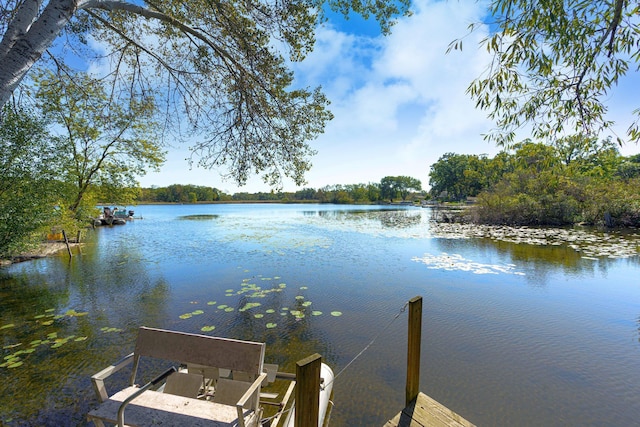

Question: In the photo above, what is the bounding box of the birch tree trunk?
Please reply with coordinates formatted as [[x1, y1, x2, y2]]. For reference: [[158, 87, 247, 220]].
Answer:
[[0, 0, 79, 108]]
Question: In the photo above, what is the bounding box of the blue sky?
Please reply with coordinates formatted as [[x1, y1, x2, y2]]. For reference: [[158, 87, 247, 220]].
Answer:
[[137, 0, 640, 193]]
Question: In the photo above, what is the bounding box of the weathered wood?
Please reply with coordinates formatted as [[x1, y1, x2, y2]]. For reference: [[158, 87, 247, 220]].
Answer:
[[88, 387, 251, 426], [295, 353, 321, 427], [134, 327, 265, 378], [62, 230, 72, 258], [89, 327, 266, 427], [384, 392, 475, 427], [406, 296, 422, 406]]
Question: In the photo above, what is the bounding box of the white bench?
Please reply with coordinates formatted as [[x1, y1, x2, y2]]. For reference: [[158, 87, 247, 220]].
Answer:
[[88, 327, 267, 427]]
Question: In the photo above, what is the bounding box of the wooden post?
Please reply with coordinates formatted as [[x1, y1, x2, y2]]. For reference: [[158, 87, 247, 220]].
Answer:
[[406, 296, 422, 406], [62, 230, 72, 258], [295, 353, 322, 427]]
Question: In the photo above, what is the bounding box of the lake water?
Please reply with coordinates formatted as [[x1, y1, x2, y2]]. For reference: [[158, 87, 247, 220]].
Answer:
[[1, 204, 639, 426]]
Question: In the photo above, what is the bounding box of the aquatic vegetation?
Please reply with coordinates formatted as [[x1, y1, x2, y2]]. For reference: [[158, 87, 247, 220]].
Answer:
[[266, 323, 277, 329], [429, 223, 640, 259], [412, 253, 525, 275], [201, 326, 216, 332], [331, 311, 343, 317], [178, 214, 219, 220], [239, 302, 262, 311]]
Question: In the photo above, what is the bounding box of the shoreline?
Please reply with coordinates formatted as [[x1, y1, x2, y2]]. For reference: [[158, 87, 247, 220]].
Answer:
[[0, 242, 80, 267]]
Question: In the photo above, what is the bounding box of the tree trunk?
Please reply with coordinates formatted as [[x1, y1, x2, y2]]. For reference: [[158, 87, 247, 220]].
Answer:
[[0, 0, 78, 108]]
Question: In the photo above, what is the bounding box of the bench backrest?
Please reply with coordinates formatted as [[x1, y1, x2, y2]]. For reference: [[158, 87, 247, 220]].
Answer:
[[130, 327, 265, 385]]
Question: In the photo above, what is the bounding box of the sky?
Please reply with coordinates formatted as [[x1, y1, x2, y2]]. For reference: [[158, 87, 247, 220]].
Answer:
[[136, 0, 640, 194]]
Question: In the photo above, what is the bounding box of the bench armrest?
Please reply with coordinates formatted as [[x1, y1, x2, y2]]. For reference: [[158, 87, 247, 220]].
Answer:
[[236, 372, 267, 427], [91, 353, 135, 402]]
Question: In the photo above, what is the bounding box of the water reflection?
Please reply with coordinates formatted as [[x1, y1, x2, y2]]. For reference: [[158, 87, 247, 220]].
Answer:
[[312, 208, 423, 228], [1, 204, 640, 427]]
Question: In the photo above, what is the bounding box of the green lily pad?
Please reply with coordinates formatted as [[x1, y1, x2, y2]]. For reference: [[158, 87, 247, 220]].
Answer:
[[201, 326, 216, 332], [239, 302, 261, 311], [1, 323, 15, 330], [224, 307, 234, 312], [331, 311, 343, 317], [74, 337, 88, 342], [266, 323, 277, 329], [312, 311, 323, 316], [3, 343, 21, 350], [7, 360, 23, 368], [191, 310, 204, 315], [295, 296, 305, 300], [207, 301, 217, 305], [217, 305, 228, 310], [302, 301, 312, 307], [265, 309, 275, 314], [179, 313, 193, 319], [300, 286, 308, 290], [254, 314, 264, 319], [41, 320, 54, 326]]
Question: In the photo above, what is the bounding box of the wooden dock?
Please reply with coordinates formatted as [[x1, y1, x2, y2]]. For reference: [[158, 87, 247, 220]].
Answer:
[[384, 392, 475, 427], [383, 296, 476, 427]]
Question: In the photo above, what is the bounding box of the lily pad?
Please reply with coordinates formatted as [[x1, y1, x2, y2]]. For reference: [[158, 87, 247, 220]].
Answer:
[[312, 311, 323, 316], [201, 326, 216, 332], [265, 309, 276, 314], [191, 310, 204, 315], [254, 314, 264, 319], [0, 324, 15, 330], [239, 302, 261, 311], [301, 301, 312, 307], [300, 286, 308, 290], [3, 343, 21, 350], [266, 323, 277, 329], [295, 296, 305, 300], [207, 301, 217, 305], [224, 307, 234, 312], [330, 311, 343, 317], [179, 313, 193, 319], [217, 305, 228, 310]]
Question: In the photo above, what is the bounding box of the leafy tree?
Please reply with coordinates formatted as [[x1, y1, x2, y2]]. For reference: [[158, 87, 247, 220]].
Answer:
[[34, 68, 165, 216], [429, 153, 488, 201], [380, 176, 421, 201], [0, 106, 60, 257], [0, 0, 409, 187], [452, 0, 640, 145], [395, 176, 422, 201]]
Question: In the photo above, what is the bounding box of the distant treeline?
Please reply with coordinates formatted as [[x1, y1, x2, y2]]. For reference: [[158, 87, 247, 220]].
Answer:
[[139, 177, 424, 204]]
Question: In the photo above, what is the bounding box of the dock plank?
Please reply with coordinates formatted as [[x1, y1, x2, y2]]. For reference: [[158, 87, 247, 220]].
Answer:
[[384, 392, 475, 427]]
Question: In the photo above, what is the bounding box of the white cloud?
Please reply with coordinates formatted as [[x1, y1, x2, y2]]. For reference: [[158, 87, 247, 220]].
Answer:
[[139, 0, 640, 192]]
